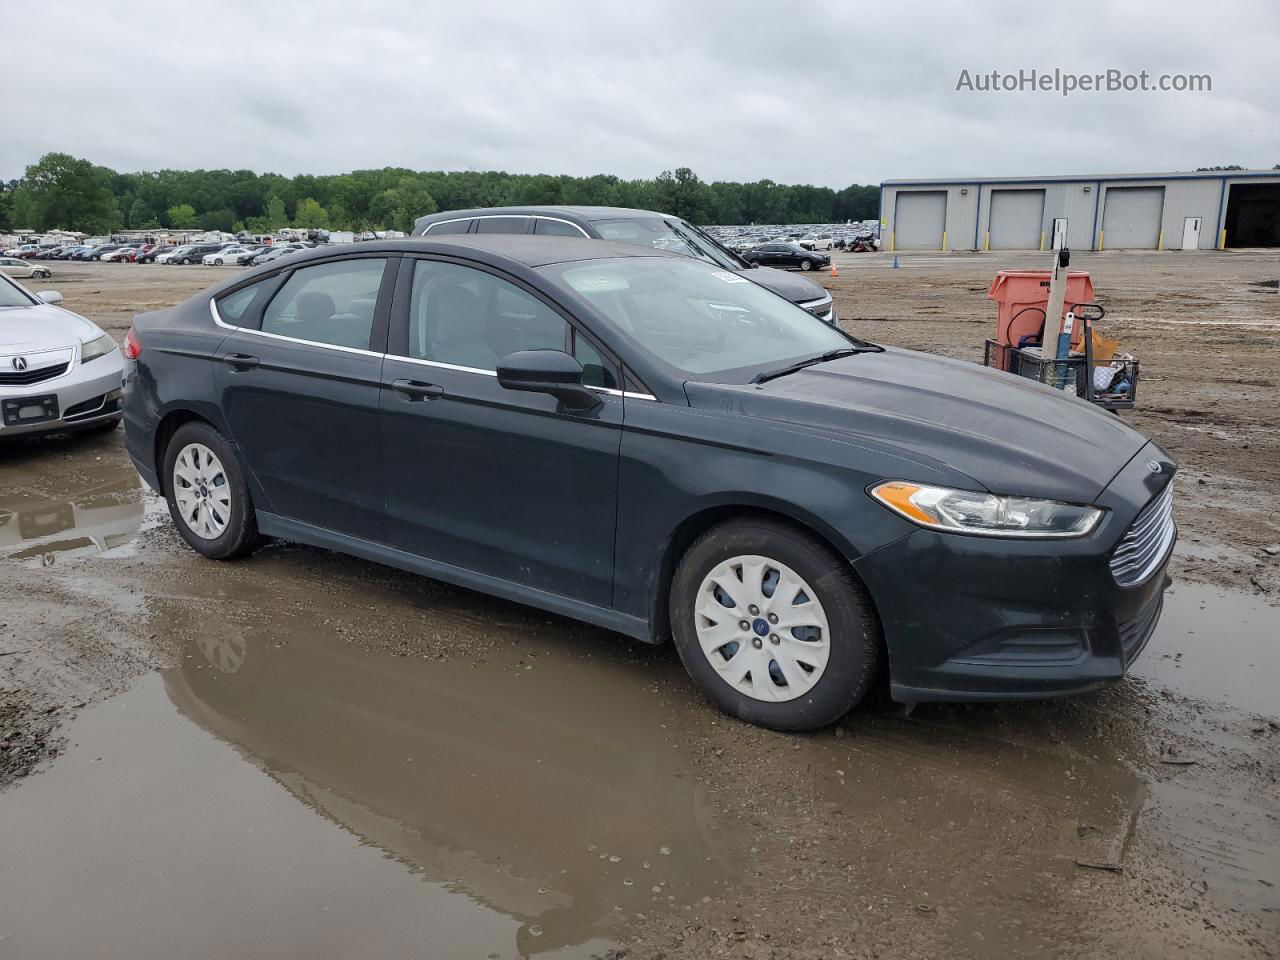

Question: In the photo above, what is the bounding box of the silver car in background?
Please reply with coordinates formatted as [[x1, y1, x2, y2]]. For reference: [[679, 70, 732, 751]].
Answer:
[[0, 275, 126, 438]]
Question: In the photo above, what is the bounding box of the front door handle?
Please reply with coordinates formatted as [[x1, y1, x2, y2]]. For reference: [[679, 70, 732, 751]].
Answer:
[[223, 353, 260, 371], [392, 379, 445, 401]]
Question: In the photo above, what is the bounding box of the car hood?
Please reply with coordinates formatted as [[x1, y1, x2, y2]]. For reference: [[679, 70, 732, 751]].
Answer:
[[685, 346, 1149, 503], [0, 303, 101, 352], [738, 266, 829, 305]]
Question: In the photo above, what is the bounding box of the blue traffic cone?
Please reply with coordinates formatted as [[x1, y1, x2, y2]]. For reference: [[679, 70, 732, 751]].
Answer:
[[892, 255, 900, 269]]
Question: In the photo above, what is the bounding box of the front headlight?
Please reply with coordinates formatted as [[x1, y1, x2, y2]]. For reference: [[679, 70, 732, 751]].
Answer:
[[80, 332, 118, 364], [869, 480, 1102, 538]]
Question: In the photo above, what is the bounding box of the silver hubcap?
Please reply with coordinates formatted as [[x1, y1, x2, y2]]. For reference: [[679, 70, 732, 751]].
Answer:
[[694, 554, 831, 702], [173, 442, 231, 540]]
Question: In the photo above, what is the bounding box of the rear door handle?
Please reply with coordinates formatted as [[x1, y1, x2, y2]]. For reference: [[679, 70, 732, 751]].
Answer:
[[392, 379, 445, 401], [223, 353, 260, 371]]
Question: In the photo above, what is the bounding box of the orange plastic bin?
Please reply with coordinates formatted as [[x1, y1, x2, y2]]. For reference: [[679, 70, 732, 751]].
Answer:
[[987, 270, 1094, 370]]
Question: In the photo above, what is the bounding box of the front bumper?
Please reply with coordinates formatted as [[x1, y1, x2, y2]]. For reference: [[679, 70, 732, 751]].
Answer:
[[0, 354, 127, 438], [854, 442, 1176, 703]]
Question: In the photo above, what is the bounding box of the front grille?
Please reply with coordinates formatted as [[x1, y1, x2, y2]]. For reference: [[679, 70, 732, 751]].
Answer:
[[1110, 482, 1175, 587], [1118, 590, 1163, 667], [0, 362, 69, 386]]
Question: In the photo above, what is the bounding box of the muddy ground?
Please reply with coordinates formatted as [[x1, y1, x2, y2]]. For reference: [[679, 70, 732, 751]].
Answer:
[[1, 254, 1277, 959]]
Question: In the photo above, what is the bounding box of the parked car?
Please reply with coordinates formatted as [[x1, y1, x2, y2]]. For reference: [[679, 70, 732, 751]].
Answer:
[[413, 206, 836, 323], [163, 244, 223, 265], [0, 257, 54, 279], [235, 246, 272, 265], [79, 244, 124, 261], [122, 235, 1175, 731], [249, 245, 306, 266], [0, 273, 125, 437], [797, 234, 834, 251], [4, 244, 42, 259], [101, 245, 142, 262], [202, 245, 254, 266], [742, 242, 832, 272], [137, 245, 175, 264]]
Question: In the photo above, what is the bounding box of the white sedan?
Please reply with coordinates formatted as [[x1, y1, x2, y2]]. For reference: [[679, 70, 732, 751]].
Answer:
[[202, 246, 252, 266], [0, 274, 126, 437], [0, 257, 53, 280]]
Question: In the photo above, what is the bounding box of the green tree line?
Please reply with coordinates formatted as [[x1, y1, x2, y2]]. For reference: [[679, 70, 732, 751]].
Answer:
[[0, 153, 881, 235]]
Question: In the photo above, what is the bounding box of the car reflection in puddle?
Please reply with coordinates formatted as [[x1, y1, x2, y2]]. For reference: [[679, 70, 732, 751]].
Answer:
[[158, 599, 732, 957], [0, 468, 144, 564]]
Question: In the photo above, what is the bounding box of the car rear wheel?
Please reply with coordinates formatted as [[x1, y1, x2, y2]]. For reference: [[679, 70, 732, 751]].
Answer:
[[670, 518, 880, 731], [163, 422, 262, 560], [800, 259, 813, 271]]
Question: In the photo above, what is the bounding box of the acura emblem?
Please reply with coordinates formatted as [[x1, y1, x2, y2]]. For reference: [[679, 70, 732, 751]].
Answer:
[[1145, 459, 1161, 474], [11, 356, 27, 371]]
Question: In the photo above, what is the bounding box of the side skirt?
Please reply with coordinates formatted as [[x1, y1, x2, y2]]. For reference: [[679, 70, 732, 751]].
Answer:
[[255, 511, 654, 644]]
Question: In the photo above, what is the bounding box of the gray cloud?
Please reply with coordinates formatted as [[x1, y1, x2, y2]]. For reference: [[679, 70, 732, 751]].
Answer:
[[5, 0, 1278, 185]]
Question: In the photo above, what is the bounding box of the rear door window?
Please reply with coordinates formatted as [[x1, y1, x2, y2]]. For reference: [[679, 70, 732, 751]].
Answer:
[[261, 258, 388, 350], [474, 216, 531, 234]]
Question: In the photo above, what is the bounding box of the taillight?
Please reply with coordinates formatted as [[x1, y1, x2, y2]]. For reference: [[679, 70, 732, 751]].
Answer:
[[124, 327, 142, 360]]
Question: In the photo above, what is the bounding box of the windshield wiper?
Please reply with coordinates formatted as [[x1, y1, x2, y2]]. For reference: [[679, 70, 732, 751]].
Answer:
[[751, 346, 879, 384]]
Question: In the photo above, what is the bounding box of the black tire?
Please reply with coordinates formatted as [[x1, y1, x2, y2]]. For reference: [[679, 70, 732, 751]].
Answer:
[[669, 518, 881, 731], [800, 259, 813, 271], [181, 257, 192, 265], [162, 421, 262, 560]]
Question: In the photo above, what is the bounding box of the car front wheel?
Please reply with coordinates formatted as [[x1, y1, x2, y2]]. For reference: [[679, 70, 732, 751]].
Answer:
[[670, 518, 881, 731], [163, 422, 262, 560], [800, 259, 813, 271]]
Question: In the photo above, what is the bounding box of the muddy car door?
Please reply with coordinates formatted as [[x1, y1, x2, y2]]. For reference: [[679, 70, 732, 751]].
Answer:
[[212, 255, 395, 539], [379, 256, 623, 608]]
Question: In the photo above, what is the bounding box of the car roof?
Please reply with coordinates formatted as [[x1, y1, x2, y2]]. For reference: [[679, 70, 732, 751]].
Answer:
[[276, 235, 678, 270]]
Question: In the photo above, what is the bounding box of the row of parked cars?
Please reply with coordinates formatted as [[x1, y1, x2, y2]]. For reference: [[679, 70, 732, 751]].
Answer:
[[3, 240, 314, 268]]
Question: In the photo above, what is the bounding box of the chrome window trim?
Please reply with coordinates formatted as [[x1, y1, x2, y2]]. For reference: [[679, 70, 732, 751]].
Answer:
[[421, 214, 591, 238], [211, 294, 659, 400]]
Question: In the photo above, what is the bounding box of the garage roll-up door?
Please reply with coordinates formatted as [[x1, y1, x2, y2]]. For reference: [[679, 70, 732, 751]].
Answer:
[[988, 189, 1045, 249], [894, 191, 946, 250], [1102, 187, 1165, 249]]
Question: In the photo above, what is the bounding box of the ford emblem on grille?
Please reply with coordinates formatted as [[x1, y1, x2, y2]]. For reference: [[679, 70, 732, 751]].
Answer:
[[1145, 459, 1161, 474], [12, 356, 27, 371]]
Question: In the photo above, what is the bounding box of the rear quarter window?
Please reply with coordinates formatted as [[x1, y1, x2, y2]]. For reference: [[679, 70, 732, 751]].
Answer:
[[423, 219, 473, 235]]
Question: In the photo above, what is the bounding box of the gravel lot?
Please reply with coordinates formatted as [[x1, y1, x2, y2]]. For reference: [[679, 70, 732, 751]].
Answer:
[[1, 253, 1277, 959]]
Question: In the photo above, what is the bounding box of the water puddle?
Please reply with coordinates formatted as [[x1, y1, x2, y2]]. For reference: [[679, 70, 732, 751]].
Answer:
[[0, 608, 731, 959], [1133, 581, 1280, 717], [0, 436, 146, 564]]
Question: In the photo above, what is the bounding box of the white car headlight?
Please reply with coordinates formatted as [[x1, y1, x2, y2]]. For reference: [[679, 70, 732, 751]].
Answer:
[[870, 480, 1101, 538], [80, 332, 118, 364]]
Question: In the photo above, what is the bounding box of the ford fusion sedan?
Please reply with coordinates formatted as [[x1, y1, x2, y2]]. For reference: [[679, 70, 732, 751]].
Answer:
[[0, 275, 125, 437], [413, 206, 838, 324], [122, 235, 1175, 731]]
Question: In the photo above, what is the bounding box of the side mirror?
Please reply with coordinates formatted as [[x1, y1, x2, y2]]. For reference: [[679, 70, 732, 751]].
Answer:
[[36, 290, 63, 304], [497, 350, 600, 410]]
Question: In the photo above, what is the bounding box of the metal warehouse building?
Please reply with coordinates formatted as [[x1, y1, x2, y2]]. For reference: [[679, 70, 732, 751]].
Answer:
[[880, 170, 1280, 252]]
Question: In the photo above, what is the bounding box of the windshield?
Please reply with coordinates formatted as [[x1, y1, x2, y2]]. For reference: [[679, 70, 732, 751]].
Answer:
[[589, 217, 744, 270], [0, 276, 36, 308], [541, 256, 860, 381]]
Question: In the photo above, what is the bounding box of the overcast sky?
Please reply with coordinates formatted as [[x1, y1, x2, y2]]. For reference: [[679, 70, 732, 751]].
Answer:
[[6, 0, 1278, 186]]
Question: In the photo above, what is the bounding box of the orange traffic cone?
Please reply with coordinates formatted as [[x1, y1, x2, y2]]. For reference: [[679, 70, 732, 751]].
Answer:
[[830, 263, 839, 277]]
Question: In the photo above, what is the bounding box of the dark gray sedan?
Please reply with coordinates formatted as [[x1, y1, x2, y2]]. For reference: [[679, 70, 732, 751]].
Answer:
[[121, 235, 1175, 730]]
